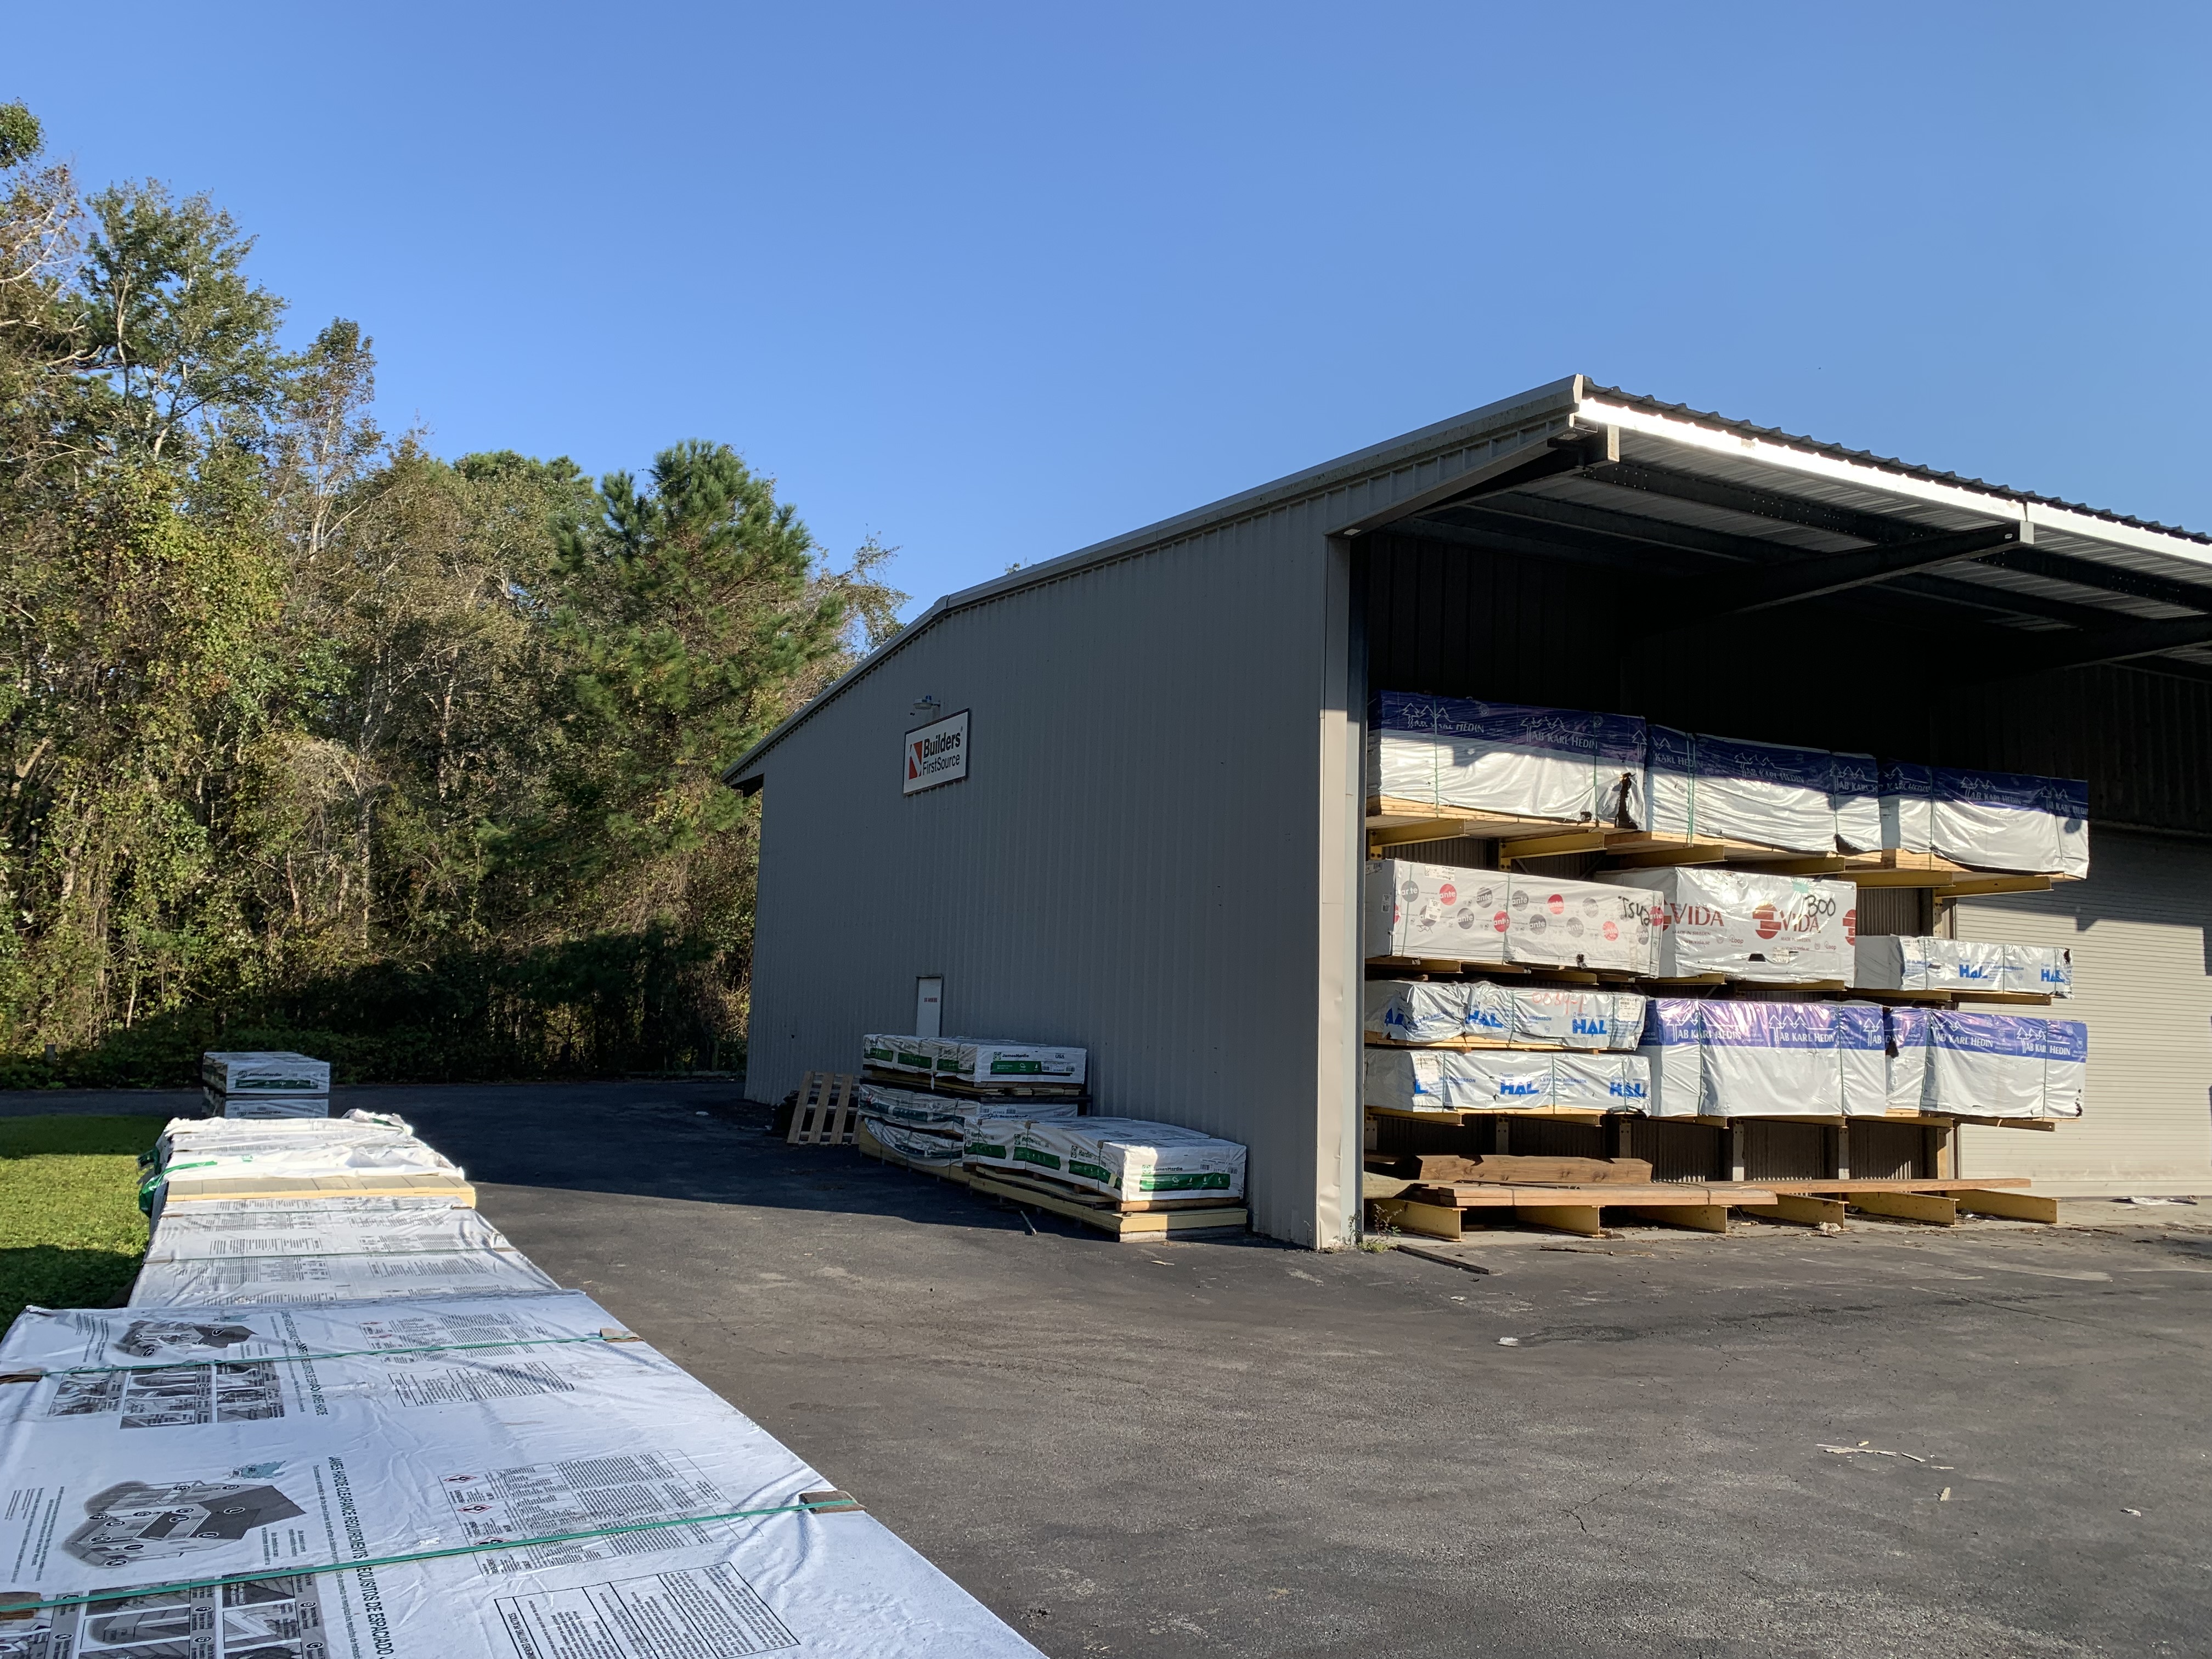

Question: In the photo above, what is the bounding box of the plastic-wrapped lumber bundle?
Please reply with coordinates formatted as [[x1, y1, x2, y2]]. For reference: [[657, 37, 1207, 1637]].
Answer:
[[200, 1050, 331, 1119], [1363, 1047, 1650, 1113], [1367, 692, 1647, 827], [861, 1032, 938, 1075], [144, 1115, 469, 1220], [0, 1291, 1044, 1657], [1644, 728, 1847, 854], [926, 1038, 1086, 1086], [1598, 866, 1856, 984], [1363, 980, 1646, 1049], [1634, 998, 1886, 1118], [1831, 753, 1882, 853], [1878, 762, 2090, 877], [966, 1116, 1248, 1200], [853, 1082, 1077, 1167], [132, 1200, 557, 1307], [1853, 937, 2074, 998], [1888, 1009, 2089, 1118], [1365, 860, 1652, 971]]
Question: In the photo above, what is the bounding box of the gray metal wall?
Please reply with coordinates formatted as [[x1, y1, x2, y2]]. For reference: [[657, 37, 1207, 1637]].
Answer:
[[743, 512, 1353, 1244]]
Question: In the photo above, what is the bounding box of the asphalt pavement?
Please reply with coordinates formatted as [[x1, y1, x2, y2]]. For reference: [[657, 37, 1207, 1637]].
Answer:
[[8, 1080, 2209, 1658]]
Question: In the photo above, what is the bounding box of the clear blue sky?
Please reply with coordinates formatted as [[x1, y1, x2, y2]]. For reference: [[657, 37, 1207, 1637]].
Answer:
[[12, 2, 2208, 617]]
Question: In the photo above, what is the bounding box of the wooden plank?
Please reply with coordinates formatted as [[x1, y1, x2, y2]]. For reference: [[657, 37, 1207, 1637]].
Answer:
[[1366, 1197, 1466, 1240], [1622, 1204, 1729, 1233], [1398, 1154, 1656, 1186], [967, 1172, 1247, 1239], [1954, 1189, 2061, 1223], [1932, 874, 2056, 900], [1847, 1190, 1959, 1225], [1514, 1204, 1606, 1237], [1739, 1195, 1848, 1227]]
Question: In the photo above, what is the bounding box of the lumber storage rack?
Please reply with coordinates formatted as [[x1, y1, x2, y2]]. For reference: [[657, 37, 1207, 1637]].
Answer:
[[854, 1120, 1247, 1241]]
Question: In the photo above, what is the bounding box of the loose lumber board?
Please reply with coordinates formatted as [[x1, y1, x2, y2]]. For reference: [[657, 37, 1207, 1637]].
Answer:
[[161, 1172, 476, 1205], [1740, 1195, 1849, 1227], [1846, 1190, 1960, 1224]]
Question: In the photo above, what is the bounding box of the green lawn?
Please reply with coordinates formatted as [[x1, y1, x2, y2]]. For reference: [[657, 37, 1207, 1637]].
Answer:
[[0, 1114, 165, 1328]]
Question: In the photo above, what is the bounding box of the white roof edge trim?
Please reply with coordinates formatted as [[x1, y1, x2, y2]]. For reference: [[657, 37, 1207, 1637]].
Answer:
[[1583, 398, 2212, 571], [723, 377, 1586, 783]]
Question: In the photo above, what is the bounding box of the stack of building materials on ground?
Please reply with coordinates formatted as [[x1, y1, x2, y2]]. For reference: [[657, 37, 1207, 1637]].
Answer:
[[964, 1115, 1247, 1201], [853, 1079, 1079, 1166], [140, 1110, 473, 1218], [1, 1120, 1045, 1656], [862, 1033, 1087, 1087], [199, 1049, 332, 1118]]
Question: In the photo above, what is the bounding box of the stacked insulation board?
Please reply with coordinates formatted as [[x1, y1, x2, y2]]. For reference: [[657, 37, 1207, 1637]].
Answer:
[[200, 1049, 332, 1118], [4, 1116, 1045, 1656], [965, 1115, 1248, 1201]]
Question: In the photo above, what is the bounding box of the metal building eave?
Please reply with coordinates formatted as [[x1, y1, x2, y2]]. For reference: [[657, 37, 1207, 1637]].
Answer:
[[720, 376, 1587, 785]]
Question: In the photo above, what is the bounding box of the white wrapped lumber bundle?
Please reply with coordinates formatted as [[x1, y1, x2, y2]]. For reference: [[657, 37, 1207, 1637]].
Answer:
[[1365, 860, 1652, 972], [861, 1032, 937, 1075], [1368, 692, 1647, 827], [145, 1114, 469, 1217], [966, 1116, 1246, 1200], [1644, 727, 1852, 854], [1879, 761, 2090, 877], [861, 1035, 1087, 1085], [1635, 998, 1887, 1118], [855, 1082, 1078, 1130], [0, 1291, 1043, 1657], [199, 1085, 329, 1119], [1364, 980, 1646, 1049], [1598, 866, 1857, 984], [1887, 1007, 2088, 1119], [1363, 1047, 1650, 1114], [1853, 936, 2073, 998], [132, 1199, 557, 1307], [200, 1050, 331, 1095]]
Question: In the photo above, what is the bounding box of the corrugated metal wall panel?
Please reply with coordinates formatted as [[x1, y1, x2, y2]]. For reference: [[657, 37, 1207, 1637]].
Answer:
[[746, 506, 1351, 1245], [1952, 829, 2212, 1193]]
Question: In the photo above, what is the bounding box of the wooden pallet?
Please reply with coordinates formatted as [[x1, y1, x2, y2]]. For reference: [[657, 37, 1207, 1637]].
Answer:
[[967, 1169, 1248, 1240], [788, 1071, 861, 1146]]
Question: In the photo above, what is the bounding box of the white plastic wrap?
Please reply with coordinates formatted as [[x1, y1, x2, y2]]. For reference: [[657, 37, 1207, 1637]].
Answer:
[[200, 1051, 331, 1094], [1363, 980, 1645, 1049], [1909, 1011, 2090, 1119], [1852, 936, 2073, 1000], [201, 1086, 329, 1119], [1636, 999, 1886, 1118], [0, 1292, 1043, 1657], [861, 1034, 936, 1075], [1365, 860, 1651, 971], [926, 1038, 1086, 1086], [1644, 728, 1841, 854], [855, 1084, 1078, 1131], [1368, 692, 1646, 826], [1879, 762, 2090, 877], [1832, 752, 1882, 854], [132, 1203, 556, 1308], [1362, 1047, 1649, 1113], [2000, 944, 2074, 998], [1599, 866, 1857, 984]]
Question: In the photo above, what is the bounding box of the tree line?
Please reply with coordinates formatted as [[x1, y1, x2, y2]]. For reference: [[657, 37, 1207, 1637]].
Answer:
[[0, 104, 901, 1083]]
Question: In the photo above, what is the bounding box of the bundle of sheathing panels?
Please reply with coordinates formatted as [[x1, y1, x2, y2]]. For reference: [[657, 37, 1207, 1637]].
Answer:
[[200, 1049, 332, 1119], [1880, 763, 2090, 877], [0, 1290, 1043, 1657], [966, 1116, 1248, 1200], [1364, 860, 1652, 971], [1368, 692, 1647, 827], [1643, 727, 1881, 854], [854, 1083, 1077, 1166], [1363, 1047, 1651, 1114], [1597, 866, 1856, 984], [1854, 936, 2073, 998], [132, 1198, 558, 1307], [1364, 980, 1646, 1049], [145, 1113, 470, 1218], [1887, 1007, 2087, 1119], [861, 1035, 1087, 1085], [1635, 998, 1888, 1118]]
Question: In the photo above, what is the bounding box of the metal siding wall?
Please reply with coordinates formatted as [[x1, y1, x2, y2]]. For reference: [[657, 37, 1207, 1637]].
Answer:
[[746, 515, 1343, 1243], [1952, 830, 2212, 1192]]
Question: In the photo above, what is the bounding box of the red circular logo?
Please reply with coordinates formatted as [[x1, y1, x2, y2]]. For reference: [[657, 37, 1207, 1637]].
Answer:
[[1843, 907, 1858, 944], [1438, 883, 1457, 905], [1547, 893, 1566, 915], [1493, 911, 1509, 933], [1753, 903, 1782, 940], [1602, 921, 1618, 941]]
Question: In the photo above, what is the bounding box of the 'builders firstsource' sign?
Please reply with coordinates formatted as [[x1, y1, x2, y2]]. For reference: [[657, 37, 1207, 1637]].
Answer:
[[904, 709, 970, 794]]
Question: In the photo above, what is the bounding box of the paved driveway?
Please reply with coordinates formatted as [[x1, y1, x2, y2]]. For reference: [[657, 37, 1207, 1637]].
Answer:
[[11, 1081, 2209, 1657]]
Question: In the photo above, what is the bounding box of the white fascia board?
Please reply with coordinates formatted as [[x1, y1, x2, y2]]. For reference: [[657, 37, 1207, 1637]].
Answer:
[[1580, 397, 2212, 573]]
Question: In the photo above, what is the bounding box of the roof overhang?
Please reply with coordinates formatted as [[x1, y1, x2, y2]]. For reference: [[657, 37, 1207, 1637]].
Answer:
[[724, 376, 2211, 786]]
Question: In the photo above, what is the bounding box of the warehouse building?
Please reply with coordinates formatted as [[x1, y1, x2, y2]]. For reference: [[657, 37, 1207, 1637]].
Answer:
[[725, 376, 2212, 1245]]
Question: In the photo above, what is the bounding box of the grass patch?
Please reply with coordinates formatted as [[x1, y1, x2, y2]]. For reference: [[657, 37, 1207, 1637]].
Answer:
[[0, 1114, 165, 1327]]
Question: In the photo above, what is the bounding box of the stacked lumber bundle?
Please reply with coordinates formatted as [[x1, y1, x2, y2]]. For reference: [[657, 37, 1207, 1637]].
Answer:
[[1369, 691, 2090, 881], [199, 1048, 331, 1118], [2, 1118, 1045, 1655], [140, 1111, 473, 1216], [1854, 936, 2072, 1000]]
